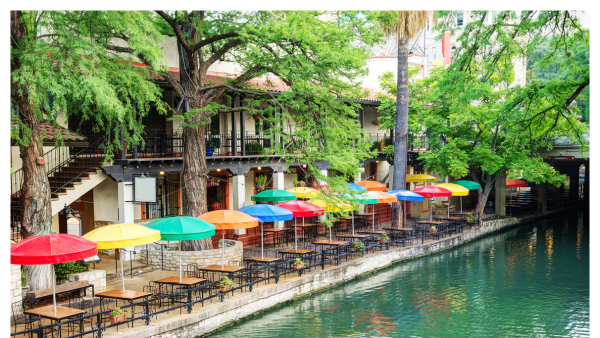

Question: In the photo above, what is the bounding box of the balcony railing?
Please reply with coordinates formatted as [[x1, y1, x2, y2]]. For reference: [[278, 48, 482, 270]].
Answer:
[[365, 133, 429, 152]]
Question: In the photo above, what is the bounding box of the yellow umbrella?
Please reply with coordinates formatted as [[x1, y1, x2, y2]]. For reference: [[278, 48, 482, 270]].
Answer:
[[436, 183, 469, 216], [406, 174, 437, 182], [287, 187, 319, 199], [84, 223, 161, 292], [310, 198, 353, 242]]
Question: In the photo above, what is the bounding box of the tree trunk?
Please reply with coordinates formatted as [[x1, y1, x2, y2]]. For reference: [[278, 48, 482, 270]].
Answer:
[[12, 10, 54, 291], [474, 176, 494, 216], [176, 29, 212, 251], [391, 37, 410, 227]]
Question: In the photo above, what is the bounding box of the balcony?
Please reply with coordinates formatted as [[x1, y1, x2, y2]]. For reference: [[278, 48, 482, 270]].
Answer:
[[365, 133, 429, 152]]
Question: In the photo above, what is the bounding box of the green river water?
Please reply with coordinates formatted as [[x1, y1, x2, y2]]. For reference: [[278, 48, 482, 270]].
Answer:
[[206, 210, 589, 337]]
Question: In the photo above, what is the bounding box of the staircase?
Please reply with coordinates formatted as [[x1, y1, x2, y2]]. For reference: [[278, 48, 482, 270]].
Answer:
[[11, 139, 107, 242]]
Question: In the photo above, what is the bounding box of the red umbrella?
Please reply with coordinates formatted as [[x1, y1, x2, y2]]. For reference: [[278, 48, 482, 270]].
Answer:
[[276, 201, 324, 251], [506, 179, 528, 189], [412, 186, 452, 222], [11, 234, 98, 312], [314, 185, 332, 191]]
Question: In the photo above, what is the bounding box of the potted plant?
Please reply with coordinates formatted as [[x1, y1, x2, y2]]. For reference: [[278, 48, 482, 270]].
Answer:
[[292, 258, 305, 269], [466, 214, 477, 224], [245, 141, 263, 154], [372, 120, 380, 126], [108, 307, 131, 324], [219, 276, 235, 292], [429, 226, 437, 234], [206, 139, 216, 157], [255, 175, 267, 192], [293, 174, 305, 187], [209, 197, 222, 211], [352, 241, 365, 253], [380, 234, 390, 243], [253, 114, 261, 120]]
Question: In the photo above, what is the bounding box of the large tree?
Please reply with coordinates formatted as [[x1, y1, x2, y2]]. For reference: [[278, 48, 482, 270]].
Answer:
[[377, 11, 430, 226], [407, 11, 588, 215], [11, 11, 167, 290]]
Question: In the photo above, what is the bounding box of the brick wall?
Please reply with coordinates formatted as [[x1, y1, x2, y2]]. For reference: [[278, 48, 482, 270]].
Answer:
[[10, 264, 22, 316]]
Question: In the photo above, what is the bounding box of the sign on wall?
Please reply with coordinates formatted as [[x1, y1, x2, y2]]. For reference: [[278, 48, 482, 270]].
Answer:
[[549, 156, 575, 161], [134, 176, 157, 203]]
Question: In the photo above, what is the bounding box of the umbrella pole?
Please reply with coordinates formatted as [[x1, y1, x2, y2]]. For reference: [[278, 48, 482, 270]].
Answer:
[[52, 265, 57, 313], [460, 197, 463, 213], [120, 251, 125, 293], [448, 196, 450, 217], [372, 206, 375, 232], [179, 241, 182, 281], [295, 218, 298, 252], [261, 222, 264, 260], [352, 210, 355, 236], [221, 231, 225, 269]]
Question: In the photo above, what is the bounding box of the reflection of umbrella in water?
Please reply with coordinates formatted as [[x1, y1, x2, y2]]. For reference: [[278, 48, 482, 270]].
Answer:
[[84, 223, 161, 293], [12, 234, 98, 313], [145, 216, 215, 280], [237, 204, 293, 259]]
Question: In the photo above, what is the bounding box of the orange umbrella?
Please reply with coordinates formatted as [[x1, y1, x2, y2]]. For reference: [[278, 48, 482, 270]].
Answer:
[[198, 210, 259, 268], [365, 191, 397, 231], [356, 181, 387, 191]]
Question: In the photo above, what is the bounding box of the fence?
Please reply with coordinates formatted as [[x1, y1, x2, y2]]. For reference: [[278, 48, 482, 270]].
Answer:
[[11, 224, 467, 338]]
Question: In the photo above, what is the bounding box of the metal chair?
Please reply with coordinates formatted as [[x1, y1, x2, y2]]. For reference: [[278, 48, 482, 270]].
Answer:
[[11, 300, 43, 338]]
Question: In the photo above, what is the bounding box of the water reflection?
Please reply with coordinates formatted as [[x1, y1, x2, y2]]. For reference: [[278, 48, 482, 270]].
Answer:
[[206, 210, 589, 338]]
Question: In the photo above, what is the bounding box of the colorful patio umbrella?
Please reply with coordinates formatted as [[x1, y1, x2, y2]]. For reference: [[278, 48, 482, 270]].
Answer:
[[275, 201, 324, 251], [412, 186, 453, 222], [12, 234, 98, 313], [198, 210, 259, 268], [310, 198, 354, 242], [339, 193, 377, 235], [356, 181, 387, 191], [314, 185, 332, 191], [346, 183, 368, 192], [436, 183, 469, 216], [387, 190, 424, 227], [237, 205, 293, 259], [506, 179, 528, 188], [406, 174, 437, 183], [287, 187, 319, 199], [452, 180, 482, 190], [366, 191, 397, 231], [251, 189, 297, 202], [145, 216, 216, 280], [84, 223, 161, 293]]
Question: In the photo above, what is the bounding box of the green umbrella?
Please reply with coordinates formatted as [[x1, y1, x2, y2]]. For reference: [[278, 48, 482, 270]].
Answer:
[[339, 193, 377, 235], [452, 180, 481, 190], [251, 189, 298, 202], [145, 216, 216, 280]]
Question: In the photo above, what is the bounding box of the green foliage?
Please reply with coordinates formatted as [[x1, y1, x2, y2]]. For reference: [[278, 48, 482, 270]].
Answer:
[[381, 234, 390, 241], [378, 11, 588, 211], [293, 258, 305, 266], [352, 241, 365, 253], [109, 307, 131, 317], [245, 141, 263, 154], [467, 214, 477, 223], [219, 276, 235, 287], [54, 261, 89, 281], [255, 175, 267, 187], [21, 269, 27, 287]]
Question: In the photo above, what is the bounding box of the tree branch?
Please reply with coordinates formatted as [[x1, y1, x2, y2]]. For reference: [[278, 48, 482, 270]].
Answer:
[[201, 39, 245, 74], [155, 11, 191, 53], [191, 32, 240, 53]]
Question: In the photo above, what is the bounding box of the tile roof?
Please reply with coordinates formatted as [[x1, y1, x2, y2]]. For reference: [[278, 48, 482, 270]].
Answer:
[[133, 63, 383, 103], [12, 121, 86, 141]]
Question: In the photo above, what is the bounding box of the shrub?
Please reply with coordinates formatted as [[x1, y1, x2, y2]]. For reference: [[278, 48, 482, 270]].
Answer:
[[21, 269, 27, 287], [54, 261, 89, 281]]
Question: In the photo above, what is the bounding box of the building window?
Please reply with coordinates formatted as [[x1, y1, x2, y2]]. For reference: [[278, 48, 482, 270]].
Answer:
[[426, 18, 429, 31], [432, 47, 437, 61], [456, 12, 464, 27]]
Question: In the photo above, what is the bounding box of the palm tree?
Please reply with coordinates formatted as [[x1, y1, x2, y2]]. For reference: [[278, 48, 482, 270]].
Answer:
[[380, 11, 431, 226]]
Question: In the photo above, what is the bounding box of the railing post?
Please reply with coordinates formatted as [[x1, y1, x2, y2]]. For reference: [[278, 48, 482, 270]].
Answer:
[[145, 301, 151, 325], [97, 313, 103, 338], [249, 269, 253, 292], [187, 289, 192, 314], [321, 251, 325, 270], [240, 96, 246, 156], [274, 263, 279, 283], [231, 97, 237, 156], [336, 246, 340, 266]]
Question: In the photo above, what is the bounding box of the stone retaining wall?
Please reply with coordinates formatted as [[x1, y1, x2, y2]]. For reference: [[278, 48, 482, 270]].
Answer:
[[68, 269, 107, 294], [10, 264, 22, 312], [138, 240, 243, 271], [106, 217, 520, 338]]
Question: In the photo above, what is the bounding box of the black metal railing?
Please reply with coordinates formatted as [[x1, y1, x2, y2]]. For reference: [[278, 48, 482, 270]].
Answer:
[[130, 131, 185, 159], [6, 222, 484, 338]]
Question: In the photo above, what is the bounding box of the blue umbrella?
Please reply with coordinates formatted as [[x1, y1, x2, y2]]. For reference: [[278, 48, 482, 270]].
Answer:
[[387, 190, 425, 228], [346, 183, 368, 192], [237, 205, 293, 258]]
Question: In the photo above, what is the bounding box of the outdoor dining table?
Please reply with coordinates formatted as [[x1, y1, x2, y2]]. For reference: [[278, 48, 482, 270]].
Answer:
[[245, 256, 281, 264], [24, 305, 86, 337], [336, 234, 371, 242], [293, 223, 318, 242], [96, 290, 153, 327], [312, 240, 348, 251], [358, 230, 388, 235], [153, 276, 207, 293], [263, 228, 289, 247]]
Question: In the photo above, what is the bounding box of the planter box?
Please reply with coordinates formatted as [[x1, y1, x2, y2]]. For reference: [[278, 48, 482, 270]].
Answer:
[[295, 182, 306, 187], [206, 147, 214, 157], [210, 202, 222, 211], [219, 285, 232, 293], [380, 239, 388, 244], [109, 314, 127, 324], [293, 264, 304, 270]]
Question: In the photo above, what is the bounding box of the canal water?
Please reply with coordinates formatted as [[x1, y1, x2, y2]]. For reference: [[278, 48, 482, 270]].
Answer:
[[206, 210, 589, 337]]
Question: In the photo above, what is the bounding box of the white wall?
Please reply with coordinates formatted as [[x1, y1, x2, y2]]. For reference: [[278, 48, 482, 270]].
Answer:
[[93, 179, 119, 224]]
